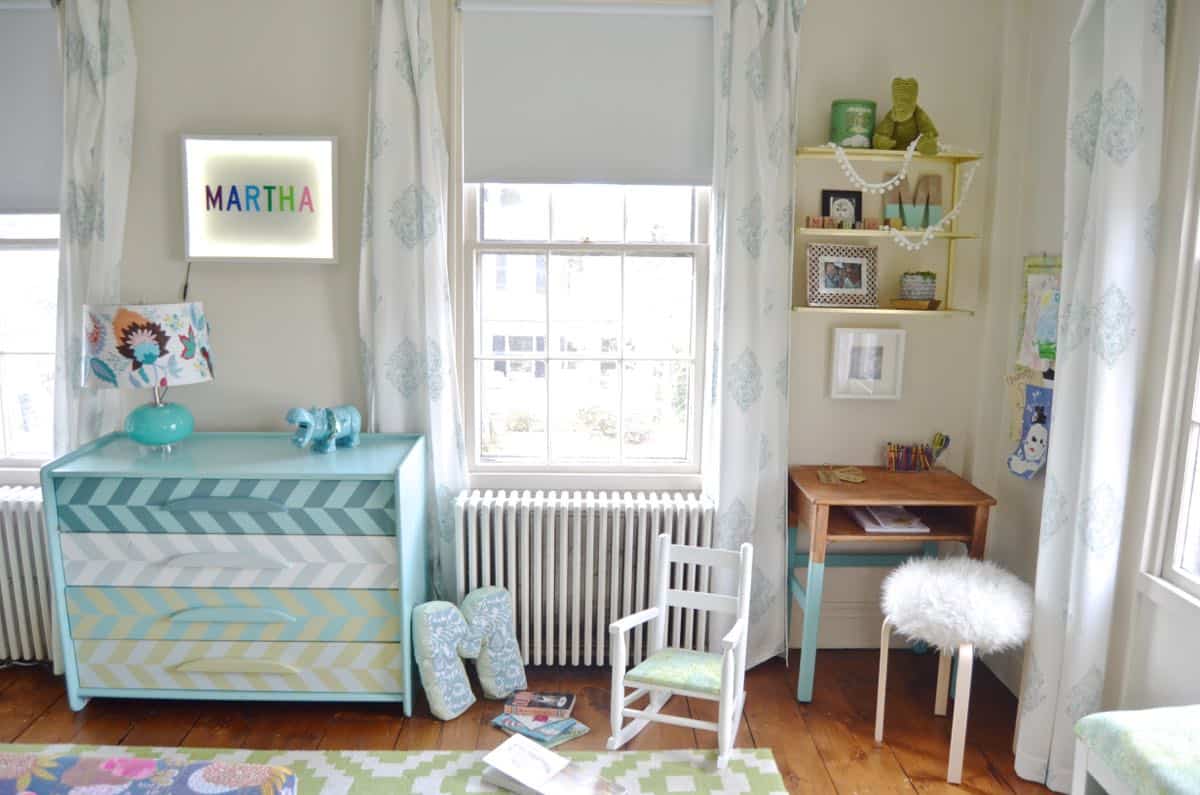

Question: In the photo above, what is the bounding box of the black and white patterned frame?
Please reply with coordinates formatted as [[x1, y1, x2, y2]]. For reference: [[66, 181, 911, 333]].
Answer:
[[806, 243, 878, 307]]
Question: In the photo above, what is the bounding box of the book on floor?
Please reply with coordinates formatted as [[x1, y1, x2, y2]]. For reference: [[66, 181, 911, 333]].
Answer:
[[504, 691, 576, 719], [492, 713, 590, 747], [482, 734, 625, 795], [849, 505, 929, 533]]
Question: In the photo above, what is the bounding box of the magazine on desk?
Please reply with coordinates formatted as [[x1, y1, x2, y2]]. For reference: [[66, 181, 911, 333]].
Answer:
[[482, 734, 625, 795], [849, 505, 929, 533]]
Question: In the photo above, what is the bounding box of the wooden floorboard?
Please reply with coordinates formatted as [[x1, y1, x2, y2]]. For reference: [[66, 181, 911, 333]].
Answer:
[[0, 651, 1052, 793]]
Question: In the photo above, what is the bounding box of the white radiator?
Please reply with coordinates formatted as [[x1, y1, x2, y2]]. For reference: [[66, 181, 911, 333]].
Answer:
[[454, 490, 716, 667], [0, 486, 57, 668]]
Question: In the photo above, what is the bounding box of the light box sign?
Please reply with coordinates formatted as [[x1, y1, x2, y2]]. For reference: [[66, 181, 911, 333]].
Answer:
[[182, 135, 337, 263]]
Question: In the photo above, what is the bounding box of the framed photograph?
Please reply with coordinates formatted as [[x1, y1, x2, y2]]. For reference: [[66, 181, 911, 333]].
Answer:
[[821, 189, 863, 225], [831, 328, 906, 400], [806, 243, 878, 307]]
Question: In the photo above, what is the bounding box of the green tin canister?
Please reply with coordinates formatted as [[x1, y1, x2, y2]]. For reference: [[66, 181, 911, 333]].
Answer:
[[829, 99, 876, 148]]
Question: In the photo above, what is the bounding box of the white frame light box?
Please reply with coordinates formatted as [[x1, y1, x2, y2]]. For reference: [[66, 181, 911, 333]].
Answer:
[[182, 134, 337, 264], [831, 327, 906, 400]]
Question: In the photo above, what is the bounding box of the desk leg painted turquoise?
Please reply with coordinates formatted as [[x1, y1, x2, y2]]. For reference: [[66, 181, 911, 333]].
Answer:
[[789, 527, 943, 702]]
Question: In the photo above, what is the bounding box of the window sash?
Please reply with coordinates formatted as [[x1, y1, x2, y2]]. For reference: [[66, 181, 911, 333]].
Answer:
[[462, 184, 709, 476], [0, 218, 58, 469]]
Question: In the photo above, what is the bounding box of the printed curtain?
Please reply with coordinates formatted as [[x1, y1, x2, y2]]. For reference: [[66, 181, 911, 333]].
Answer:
[[53, 0, 137, 454], [359, 0, 467, 599], [1014, 0, 1165, 790], [706, 0, 804, 666]]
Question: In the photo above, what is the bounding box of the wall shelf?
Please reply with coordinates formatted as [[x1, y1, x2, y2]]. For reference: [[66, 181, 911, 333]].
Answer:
[[795, 146, 983, 165], [793, 143, 985, 311], [792, 306, 974, 317], [796, 227, 980, 241]]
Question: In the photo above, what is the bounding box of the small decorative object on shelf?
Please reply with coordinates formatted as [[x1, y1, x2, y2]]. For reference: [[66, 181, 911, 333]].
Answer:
[[884, 174, 943, 229], [807, 243, 878, 307], [82, 302, 214, 449], [285, 404, 362, 453], [891, 299, 942, 311], [829, 99, 876, 148], [874, 77, 940, 155], [900, 271, 937, 300], [822, 189, 863, 226]]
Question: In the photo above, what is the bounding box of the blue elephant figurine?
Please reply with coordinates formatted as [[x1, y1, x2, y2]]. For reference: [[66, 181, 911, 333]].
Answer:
[[285, 405, 362, 453]]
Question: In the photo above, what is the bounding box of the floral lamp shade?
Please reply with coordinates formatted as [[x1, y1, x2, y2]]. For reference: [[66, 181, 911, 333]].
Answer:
[[82, 302, 214, 391]]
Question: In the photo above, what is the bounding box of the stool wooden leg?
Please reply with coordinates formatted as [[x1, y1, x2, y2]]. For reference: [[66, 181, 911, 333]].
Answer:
[[935, 648, 952, 716], [947, 643, 974, 784], [875, 619, 891, 744]]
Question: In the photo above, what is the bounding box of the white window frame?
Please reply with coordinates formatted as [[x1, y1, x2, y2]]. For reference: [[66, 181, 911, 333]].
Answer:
[[0, 213, 59, 485], [461, 183, 709, 492]]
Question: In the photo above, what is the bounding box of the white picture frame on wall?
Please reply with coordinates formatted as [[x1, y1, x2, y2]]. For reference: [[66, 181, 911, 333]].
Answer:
[[831, 327, 906, 400], [181, 134, 337, 264]]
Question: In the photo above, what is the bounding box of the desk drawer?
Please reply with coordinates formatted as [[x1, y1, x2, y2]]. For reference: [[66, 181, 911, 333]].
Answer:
[[54, 477, 395, 535], [60, 533, 398, 588], [66, 587, 401, 642], [75, 640, 403, 694]]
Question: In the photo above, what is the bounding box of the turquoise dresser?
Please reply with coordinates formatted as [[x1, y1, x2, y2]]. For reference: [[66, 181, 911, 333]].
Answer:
[[40, 432, 428, 715]]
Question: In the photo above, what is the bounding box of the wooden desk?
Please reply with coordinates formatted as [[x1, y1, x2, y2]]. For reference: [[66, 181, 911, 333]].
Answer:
[[787, 466, 996, 702]]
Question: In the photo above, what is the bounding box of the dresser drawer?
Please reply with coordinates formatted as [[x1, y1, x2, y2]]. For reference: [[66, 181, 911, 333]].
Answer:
[[53, 476, 395, 535], [75, 640, 404, 694], [66, 587, 402, 642], [60, 533, 398, 588]]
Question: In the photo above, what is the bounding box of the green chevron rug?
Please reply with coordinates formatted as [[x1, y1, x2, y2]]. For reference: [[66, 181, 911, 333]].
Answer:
[[0, 744, 787, 794]]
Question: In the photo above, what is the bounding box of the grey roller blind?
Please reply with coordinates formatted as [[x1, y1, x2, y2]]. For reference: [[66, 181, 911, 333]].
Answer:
[[461, 1, 713, 185], [0, 6, 61, 212]]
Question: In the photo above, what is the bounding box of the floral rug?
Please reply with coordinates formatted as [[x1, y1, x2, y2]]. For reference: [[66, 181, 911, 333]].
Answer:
[[0, 745, 787, 794]]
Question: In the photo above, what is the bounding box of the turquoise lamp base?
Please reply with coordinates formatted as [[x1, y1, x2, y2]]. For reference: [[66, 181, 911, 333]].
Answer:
[[125, 402, 195, 447]]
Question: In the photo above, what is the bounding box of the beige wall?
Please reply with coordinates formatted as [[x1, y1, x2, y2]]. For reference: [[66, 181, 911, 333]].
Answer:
[[786, 0, 1007, 651], [120, 0, 453, 429]]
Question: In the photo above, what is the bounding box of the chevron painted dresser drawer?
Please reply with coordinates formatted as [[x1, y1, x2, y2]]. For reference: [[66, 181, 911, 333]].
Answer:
[[41, 432, 428, 714]]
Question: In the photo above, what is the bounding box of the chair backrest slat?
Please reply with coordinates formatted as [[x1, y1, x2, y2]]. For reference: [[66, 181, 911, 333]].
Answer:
[[668, 543, 740, 569], [666, 588, 739, 615]]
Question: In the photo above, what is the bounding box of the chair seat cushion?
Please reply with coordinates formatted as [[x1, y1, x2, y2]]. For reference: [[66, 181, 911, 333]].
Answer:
[[1076, 706, 1200, 795], [881, 557, 1032, 653], [625, 648, 722, 696]]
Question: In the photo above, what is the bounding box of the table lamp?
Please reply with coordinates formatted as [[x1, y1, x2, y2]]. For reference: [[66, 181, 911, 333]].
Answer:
[[82, 301, 214, 447]]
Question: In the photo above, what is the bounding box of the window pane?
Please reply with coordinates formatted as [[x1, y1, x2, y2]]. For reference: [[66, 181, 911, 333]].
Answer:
[[479, 360, 546, 461], [479, 253, 547, 356], [623, 361, 691, 462], [549, 254, 620, 355], [0, 214, 60, 240], [625, 186, 694, 243], [481, 184, 550, 241], [0, 247, 57, 353], [0, 353, 54, 459], [551, 184, 623, 242], [623, 255, 694, 358], [550, 360, 619, 463]]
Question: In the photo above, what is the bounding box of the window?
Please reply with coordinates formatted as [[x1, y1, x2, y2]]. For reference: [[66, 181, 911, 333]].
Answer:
[[0, 214, 59, 465], [464, 184, 707, 475]]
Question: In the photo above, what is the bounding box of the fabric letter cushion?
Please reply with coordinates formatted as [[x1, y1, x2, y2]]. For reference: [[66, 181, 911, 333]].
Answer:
[[1076, 706, 1200, 795], [0, 752, 295, 794], [625, 648, 723, 697], [412, 601, 476, 720], [460, 586, 527, 699]]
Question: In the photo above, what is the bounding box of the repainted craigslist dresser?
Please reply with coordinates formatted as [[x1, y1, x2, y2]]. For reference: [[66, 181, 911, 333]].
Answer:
[[40, 432, 428, 715]]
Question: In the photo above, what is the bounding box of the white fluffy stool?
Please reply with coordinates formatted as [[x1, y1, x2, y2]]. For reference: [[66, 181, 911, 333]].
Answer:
[[875, 557, 1032, 784]]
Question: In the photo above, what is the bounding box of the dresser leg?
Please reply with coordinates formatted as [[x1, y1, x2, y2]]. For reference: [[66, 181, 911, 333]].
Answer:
[[68, 692, 89, 712]]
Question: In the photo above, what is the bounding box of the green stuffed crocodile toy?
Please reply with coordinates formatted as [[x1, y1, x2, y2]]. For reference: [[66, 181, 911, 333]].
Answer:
[[873, 77, 940, 156]]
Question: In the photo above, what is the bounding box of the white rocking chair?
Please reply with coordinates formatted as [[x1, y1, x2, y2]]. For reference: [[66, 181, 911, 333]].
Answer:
[[607, 533, 753, 769]]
